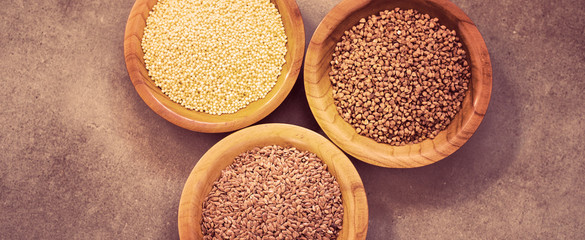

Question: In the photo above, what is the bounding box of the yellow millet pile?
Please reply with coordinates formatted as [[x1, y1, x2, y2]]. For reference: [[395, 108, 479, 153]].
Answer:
[[142, 0, 287, 115]]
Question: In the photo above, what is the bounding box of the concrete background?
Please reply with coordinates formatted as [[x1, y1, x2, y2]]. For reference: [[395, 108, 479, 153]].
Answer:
[[1, 0, 584, 239]]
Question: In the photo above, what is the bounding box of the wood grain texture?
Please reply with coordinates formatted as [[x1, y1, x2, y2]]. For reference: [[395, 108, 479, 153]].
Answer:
[[304, 0, 492, 168], [178, 124, 368, 240], [124, 0, 305, 133]]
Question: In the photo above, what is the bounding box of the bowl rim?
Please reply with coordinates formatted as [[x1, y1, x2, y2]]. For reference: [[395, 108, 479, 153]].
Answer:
[[177, 123, 368, 239], [123, 0, 305, 133], [304, 0, 493, 168]]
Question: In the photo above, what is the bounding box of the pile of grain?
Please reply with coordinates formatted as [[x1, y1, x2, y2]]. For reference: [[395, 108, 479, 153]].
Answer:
[[330, 8, 470, 145], [201, 145, 343, 239], [142, 0, 287, 115]]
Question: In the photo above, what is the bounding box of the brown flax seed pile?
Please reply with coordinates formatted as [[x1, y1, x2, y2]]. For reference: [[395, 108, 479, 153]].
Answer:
[[201, 145, 343, 240]]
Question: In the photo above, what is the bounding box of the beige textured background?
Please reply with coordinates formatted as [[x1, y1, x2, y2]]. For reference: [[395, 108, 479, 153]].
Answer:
[[1, 0, 584, 239]]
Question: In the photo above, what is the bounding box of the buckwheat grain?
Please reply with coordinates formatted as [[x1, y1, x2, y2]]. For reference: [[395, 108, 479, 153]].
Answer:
[[330, 8, 471, 145]]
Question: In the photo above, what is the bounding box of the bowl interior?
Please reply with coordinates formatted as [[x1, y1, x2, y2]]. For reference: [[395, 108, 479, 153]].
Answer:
[[304, 0, 492, 168], [178, 124, 368, 240], [124, 0, 304, 133]]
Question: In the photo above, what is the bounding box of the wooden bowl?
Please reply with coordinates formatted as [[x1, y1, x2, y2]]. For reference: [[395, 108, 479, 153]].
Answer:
[[304, 0, 492, 168], [178, 123, 368, 239], [124, 0, 305, 133]]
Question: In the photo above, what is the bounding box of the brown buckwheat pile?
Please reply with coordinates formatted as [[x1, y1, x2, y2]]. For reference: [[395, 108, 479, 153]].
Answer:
[[330, 8, 471, 145], [201, 145, 343, 239]]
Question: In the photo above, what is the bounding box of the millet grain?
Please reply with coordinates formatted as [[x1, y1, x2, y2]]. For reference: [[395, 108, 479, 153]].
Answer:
[[142, 0, 287, 115]]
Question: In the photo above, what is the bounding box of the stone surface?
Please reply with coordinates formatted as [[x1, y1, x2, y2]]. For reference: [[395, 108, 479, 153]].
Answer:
[[1, 0, 584, 239]]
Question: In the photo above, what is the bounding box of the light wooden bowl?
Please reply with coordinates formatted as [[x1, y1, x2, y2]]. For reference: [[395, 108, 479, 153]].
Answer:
[[124, 0, 305, 133], [178, 123, 368, 239], [304, 0, 492, 168]]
